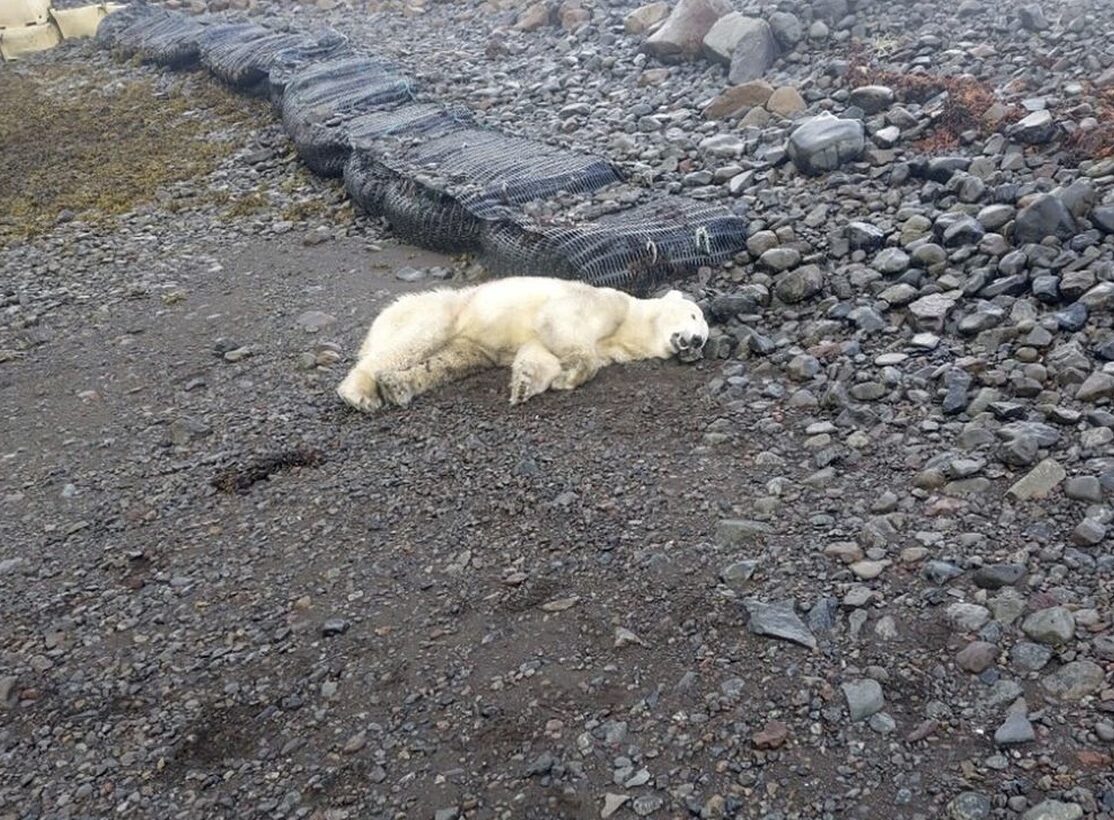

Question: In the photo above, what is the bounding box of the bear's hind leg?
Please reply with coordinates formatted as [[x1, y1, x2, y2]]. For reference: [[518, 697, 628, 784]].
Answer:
[[378, 339, 493, 407], [338, 294, 456, 413], [509, 342, 562, 405]]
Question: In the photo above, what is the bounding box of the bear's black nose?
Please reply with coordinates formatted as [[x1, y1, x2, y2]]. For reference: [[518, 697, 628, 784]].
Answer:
[[691, 335, 704, 348]]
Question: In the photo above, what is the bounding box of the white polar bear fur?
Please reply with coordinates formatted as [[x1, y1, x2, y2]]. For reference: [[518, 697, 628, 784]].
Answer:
[[337, 276, 709, 412]]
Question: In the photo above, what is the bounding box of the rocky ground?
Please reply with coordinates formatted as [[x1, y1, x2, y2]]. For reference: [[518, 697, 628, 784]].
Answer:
[[3, 0, 1114, 818]]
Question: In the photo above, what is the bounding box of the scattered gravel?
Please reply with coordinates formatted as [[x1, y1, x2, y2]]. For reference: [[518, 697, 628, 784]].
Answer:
[[3, 0, 1114, 816]]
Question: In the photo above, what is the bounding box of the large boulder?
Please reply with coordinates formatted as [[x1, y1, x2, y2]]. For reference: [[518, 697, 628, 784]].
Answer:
[[624, 1, 669, 34], [514, 1, 553, 30], [787, 112, 865, 175], [703, 13, 766, 64], [723, 18, 778, 83], [643, 0, 732, 61], [1014, 194, 1077, 244]]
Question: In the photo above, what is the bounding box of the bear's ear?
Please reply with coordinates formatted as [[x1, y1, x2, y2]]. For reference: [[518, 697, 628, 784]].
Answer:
[[664, 289, 685, 301]]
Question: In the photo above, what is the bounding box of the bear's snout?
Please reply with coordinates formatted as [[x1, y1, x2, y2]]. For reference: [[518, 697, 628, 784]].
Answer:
[[671, 331, 706, 362]]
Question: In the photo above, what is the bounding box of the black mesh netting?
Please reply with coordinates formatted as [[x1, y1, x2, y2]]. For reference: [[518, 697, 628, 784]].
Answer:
[[344, 127, 623, 252], [100, 7, 207, 67], [479, 194, 748, 295], [94, 2, 155, 49], [280, 56, 416, 177], [202, 29, 349, 97], [95, 5, 747, 293]]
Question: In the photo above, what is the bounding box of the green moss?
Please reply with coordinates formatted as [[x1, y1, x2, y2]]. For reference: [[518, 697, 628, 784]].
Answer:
[[0, 65, 266, 242]]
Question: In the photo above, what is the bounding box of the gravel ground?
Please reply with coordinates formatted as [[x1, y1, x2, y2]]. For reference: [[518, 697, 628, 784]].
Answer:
[[3, 0, 1114, 818]]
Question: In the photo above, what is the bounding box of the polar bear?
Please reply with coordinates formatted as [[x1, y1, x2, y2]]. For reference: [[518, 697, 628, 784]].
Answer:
[[336, 276, 708, 412]]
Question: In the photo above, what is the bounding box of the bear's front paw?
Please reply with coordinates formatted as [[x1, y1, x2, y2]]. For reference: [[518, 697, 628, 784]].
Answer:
[[509, 371, 535, 406], [337, 369, 383, 414], [376, 372, 413, 408]]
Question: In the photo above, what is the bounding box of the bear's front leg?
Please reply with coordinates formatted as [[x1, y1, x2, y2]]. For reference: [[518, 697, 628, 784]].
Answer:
[[550, 351, 602, 392], [509, 343, 562, 405], [337, 366, 384, 414]]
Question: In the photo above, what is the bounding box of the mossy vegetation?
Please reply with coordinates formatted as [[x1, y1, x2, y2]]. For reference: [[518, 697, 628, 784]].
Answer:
[[0, 64, 264, 243]]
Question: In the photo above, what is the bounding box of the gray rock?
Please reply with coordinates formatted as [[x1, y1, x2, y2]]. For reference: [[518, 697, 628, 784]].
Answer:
[[1077, 371, 1114, 402], [1022, 800, 1084, 820], [743, 598, 817, 650], [908, 291, 959, 331], [703, 13, 772, 68], [848, 85, 895, 114], [972, 564, 1025, 589], [632, 794, 664, 816], [1021, 606, 1075, 645], [787, 113, 865, 175], [1072, 518, 1106, 546], [956, 641, 998, 673], [1014, 194, 1077, 244], [716, 518, 773, 545], [322, 618, 351, 637], [1064, 476, 1102, 502], [945, 602, 990, 632], [168, 416, 212, 446], [873, 247, 909, 274], [759, 246, 801, 271], [1018, 4, 1048, 30], [767, 11, 802, 48], [1041, 660, 1105, 700], [295, 310, 337, 333], [643, 0, 733, 60], [1007, 458, 1066, 500], [1093, 205, 1114, 234], [947, 791, 991, 820], [0, 676, 16, 708], [1010, 110, 1058, 144], [1010, 641, 1052, 672], [720, 559, 758, 587], [725, 19, 778, 83], [842, 678, 884, 720], [774, 265, 824, 303], [994, 712, 1035, 746]]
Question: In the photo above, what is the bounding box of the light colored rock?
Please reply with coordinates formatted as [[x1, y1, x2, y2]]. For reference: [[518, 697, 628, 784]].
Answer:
[[786, 112, 864, 175], [702, 79, 773, 119], [1007, 458, 1066, 501], [643, 0, 731, 60], [1021, 606, 1075, 645], [766, 85, 805, 116], [624, 1, 668, 34], [726, 18, 778, 83]]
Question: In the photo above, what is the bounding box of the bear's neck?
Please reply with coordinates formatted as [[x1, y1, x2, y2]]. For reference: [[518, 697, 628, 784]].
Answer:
[[602, 298, 670, 362]]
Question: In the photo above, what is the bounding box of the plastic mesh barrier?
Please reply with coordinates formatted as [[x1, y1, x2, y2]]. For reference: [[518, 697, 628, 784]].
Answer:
[[343, 105, 476, 225], [345, 127, 623, 252], [94, 5, 747, 293], [479, 194, 749, 295], [111, 10, 209, 66], [93, 2, 153, 49], [203, 29, 348, 96], [280, 58, 417, 176]]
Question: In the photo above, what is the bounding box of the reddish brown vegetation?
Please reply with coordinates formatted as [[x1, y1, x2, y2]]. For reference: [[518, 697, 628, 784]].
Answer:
[[846, 47, 1016, 153], [1064, 86, 1114, 161]]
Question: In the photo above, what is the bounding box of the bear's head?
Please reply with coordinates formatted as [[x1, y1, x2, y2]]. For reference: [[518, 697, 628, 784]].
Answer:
[[655, 290, 709, 362]]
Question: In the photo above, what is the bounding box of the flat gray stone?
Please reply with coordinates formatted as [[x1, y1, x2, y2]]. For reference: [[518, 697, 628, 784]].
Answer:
[[744, 598, 817, 650], [1041, 660, 1105, 700]]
